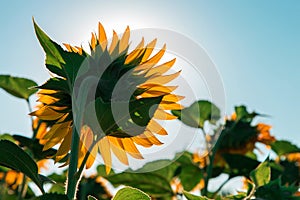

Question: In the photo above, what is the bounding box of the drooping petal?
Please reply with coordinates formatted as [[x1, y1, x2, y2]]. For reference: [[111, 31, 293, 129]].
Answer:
[[154, 109, 177, 120], [122, 138, 143, 159], [30, 105, 66, 121], [86, 144, 98, 169], [108, 137, 129, 165], [147, 120, 168, 135], [98, 137, 112, 174]]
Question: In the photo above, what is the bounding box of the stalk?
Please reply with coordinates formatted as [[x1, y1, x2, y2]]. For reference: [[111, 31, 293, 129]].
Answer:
[[66, 127, 80, 199]]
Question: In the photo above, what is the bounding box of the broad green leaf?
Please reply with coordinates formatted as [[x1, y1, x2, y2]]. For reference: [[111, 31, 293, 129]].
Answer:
[[102, 172, 173, 198], [183, 191, 212, 200], [270, 140, 300, 156], [0, 75, 37, 100], [0, 140, 44, 193], [34, 193, 69, 200], [34, 20, 85, 88], [33, 19, 65, 69], [113, 187, 150, 200], [250, 161, 270, 187], [179, 164, 203, 191], [130, 160, 180, 182], [172, 100, 221, 128]]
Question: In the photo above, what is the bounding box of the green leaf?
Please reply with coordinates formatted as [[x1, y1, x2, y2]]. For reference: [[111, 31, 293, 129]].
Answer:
[[250, 161, 271, 187], [33, 19, 65, 69], [48, 184, 65, 194], [179, 164, 203, 191], [172, 100, 221, 128], [0, 133, 15, 142], [34, 19, 85, 89], [132, 160, 180, 182], [234, 105, 258, 122], [0, 140, 44, 193], [34, 193, 69, 200], [113, 187, 150, 200], [255, 178, 299, 200], [102, 172, 173, 198], [270, 140, 300, 156], [0, 75, 37, 100], [183, 191, 212, 200]]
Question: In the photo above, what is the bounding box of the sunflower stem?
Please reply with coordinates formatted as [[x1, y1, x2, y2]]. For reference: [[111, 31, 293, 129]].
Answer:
[[202, 130, 225, 196], [66, 127, 80, 200], [202, 122, 238, 196], [26, 99, 35, 138]]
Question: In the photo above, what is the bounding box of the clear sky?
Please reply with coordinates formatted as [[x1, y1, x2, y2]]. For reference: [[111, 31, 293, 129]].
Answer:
[[0, 0, 299, 147]]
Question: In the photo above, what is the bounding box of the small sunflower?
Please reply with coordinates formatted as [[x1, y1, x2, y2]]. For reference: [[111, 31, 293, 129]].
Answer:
[[193, 110, 276, 168], [31, 22, 183, 173]]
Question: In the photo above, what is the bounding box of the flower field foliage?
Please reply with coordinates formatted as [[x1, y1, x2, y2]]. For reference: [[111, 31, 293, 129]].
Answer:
[[0, 20, 299, 200]]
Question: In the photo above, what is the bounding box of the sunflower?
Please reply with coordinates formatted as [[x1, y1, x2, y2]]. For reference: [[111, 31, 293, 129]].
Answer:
[[193, 111, 276, 168], [31, 22, 183, 173]]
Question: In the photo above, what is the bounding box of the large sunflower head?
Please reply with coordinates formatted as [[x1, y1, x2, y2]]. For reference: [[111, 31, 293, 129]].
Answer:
[[31, 22, 183, 173]]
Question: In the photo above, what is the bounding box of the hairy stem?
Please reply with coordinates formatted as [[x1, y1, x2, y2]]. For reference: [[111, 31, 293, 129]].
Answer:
[[66, 127, 80, 200]]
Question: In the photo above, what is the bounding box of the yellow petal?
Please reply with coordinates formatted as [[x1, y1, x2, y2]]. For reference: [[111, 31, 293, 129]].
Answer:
[[30, 105, 66, 121], [154, 109, 177, 120], [98, 22, 107, 50], [37, 94, 59, 105], [138, 85, 177, 99], [125, 38, 145, 64], [80, 125, 94, 150], [143, 131, 164, 145], [86, 144, 98, 169], [147, 120, 168, 135], [132, 135, 154, 147], [63, 43, 72, 52], [43, 122, 71, 150], [144, 70, 181, 85], [108, 137, 129, 165], [122, 138, 143, 159], [143, 44, 166, 65], [159, 102, 184, 110], [162, 94, 185, 102], [141, 39, 157, 62], [109, 30, 119, 54], [91, 33, 96, 50], [98, 137, 112, 174], [145, 58, 176, 77], [56, 128, 72, 157], [37, 89, 57, 95], [119, 26, 130, 53]]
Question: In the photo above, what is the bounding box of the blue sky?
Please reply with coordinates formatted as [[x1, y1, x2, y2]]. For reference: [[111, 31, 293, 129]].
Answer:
[[0, 0, 299, 146]]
